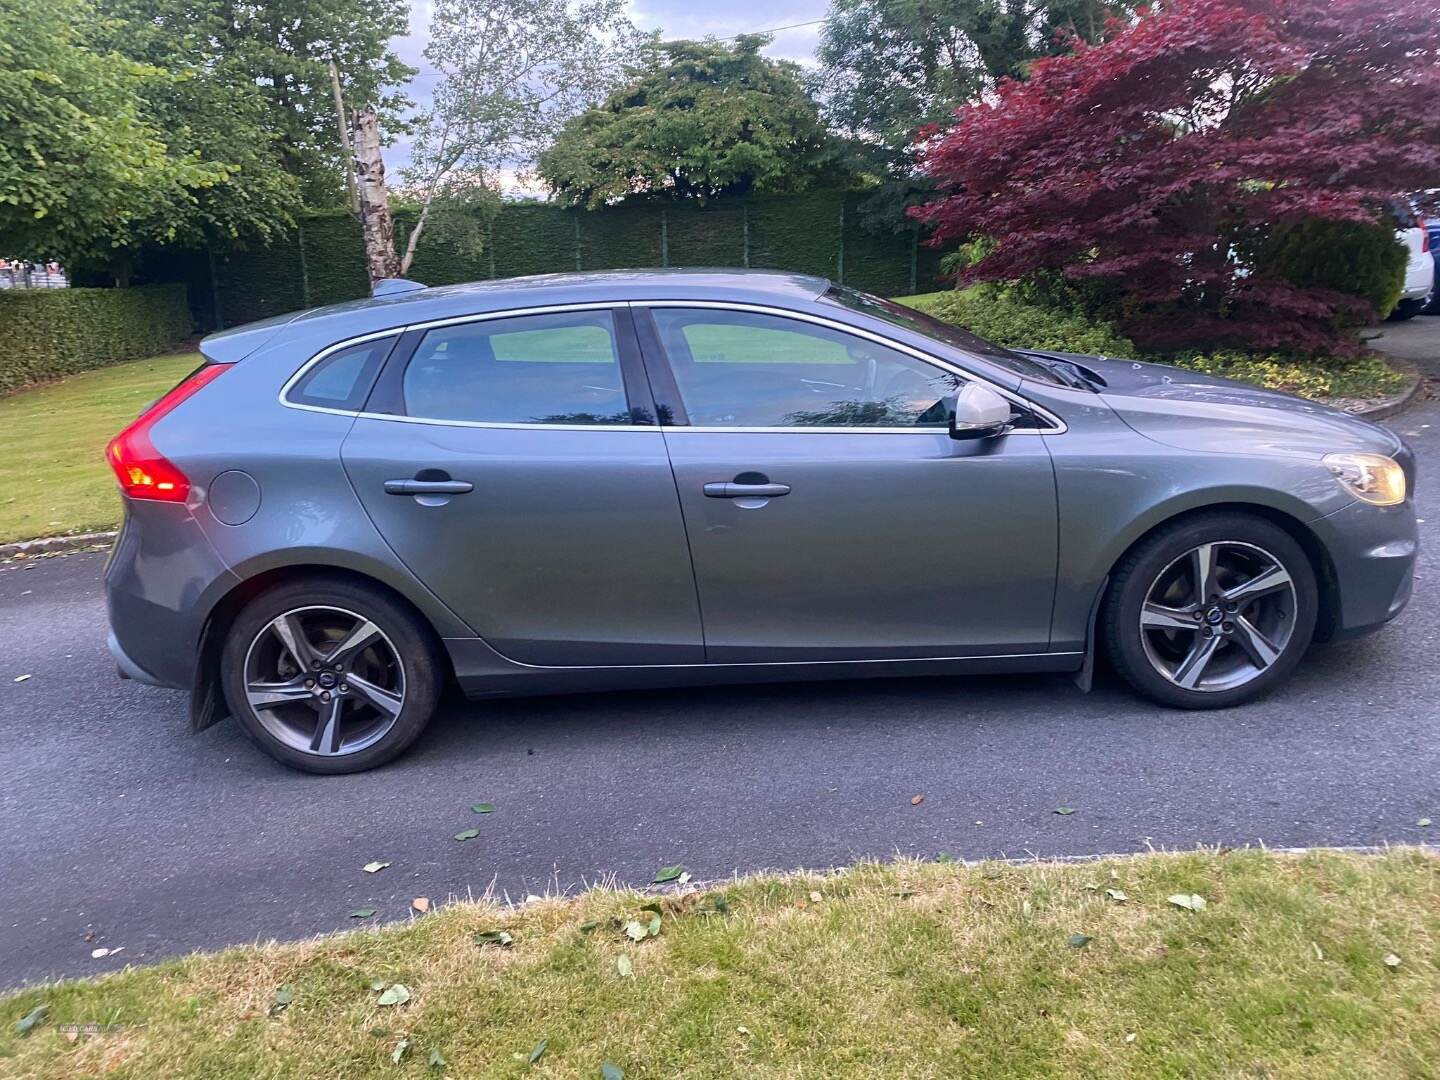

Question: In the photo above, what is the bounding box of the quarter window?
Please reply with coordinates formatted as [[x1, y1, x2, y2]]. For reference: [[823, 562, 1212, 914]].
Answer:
[[649, 308, 962, 428], [402, 311, 633, 425], [289, 337, 393, 410]]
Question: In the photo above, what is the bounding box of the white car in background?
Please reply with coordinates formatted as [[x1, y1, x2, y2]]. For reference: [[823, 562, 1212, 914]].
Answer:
[[1390, 199, 1435, 320]]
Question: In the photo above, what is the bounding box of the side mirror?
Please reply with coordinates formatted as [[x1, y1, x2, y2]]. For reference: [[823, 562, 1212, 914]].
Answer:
[[949, 383, 1014, 440]]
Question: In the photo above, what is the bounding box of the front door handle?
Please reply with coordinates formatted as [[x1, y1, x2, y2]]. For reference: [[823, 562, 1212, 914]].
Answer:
[[384, 478, 474, 496], [703, 481, 791, 499]]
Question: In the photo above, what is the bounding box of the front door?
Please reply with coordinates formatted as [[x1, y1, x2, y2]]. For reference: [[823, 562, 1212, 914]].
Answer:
[[636, 304, 1059, 663], [342, 306, 703, 666]]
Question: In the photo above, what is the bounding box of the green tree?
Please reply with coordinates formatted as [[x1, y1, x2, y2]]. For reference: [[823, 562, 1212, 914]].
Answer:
[[813, 0, 1135, 227], [99, 0, 415, 206], [0, 0, 230, 272], [539, 35, 854, 209]]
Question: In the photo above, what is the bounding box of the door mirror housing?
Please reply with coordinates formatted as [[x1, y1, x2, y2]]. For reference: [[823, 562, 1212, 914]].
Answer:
[[949, 383, 1014, 440]]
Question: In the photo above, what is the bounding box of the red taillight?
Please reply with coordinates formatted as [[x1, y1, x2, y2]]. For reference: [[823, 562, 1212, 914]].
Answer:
[[1422, 222, 1431, 253], [106, 364, 232, 502]]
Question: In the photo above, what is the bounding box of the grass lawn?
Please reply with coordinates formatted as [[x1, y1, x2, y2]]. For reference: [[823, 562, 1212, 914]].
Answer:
[[3, 849, 1438, 1077], [0, 353, 199, 544]]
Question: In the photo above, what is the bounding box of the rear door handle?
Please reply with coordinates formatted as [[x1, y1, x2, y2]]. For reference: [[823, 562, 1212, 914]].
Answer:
[[384, 479, 474, 496], [703, 482, 791, 499]]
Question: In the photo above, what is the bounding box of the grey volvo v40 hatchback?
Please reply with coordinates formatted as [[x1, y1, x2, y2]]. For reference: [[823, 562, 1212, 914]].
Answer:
[[104, 270, 1416, 773]]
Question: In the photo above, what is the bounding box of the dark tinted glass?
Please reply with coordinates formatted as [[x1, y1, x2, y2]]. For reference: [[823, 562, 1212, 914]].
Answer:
[[650, 308, 961, 428], [289, 338, 392, 410], [402, 311, 631, 425]]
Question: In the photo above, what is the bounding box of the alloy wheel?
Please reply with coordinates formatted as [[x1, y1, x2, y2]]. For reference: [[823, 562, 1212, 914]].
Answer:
[[242, 605, 406, 757], [1139, 541, 1298, 693]]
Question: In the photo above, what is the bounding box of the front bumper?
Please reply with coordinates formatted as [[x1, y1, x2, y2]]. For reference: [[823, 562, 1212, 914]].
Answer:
[[1310, 494, 1418, 641]]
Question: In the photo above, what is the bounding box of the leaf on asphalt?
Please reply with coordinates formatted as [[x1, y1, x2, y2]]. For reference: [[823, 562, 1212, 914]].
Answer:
[[529, 1037, 548, 1063], [14, 1004, 46, 1036], [617, 954, 633, 978], [654, 864, 684, 884], [90, 947, 123, 959], [1053, 807, 1076, 816], [363, 861, 390, 873], [678, 872, 692, 884], [13, 674, 31, 683], [376, 984, 411, 1007], [601, 1063, 624, 1080], [350, 907, 377, 918], [471, 802, 496, 814], [428, 1047, 445, 1069], [1384, 952, 1402, 968], [911, 794, 924, 805], [1168, 894, 1207, 911], [454, 828, 480, 841], [1068, 934, 1093, 949], [1419, 818, 1433, 827], [1105, 889, 1129, 903], [412, 897, 431, 913], [391, 1037, 410, 1063], [475, 930, 514, 948], [624, 919, 648, 942]]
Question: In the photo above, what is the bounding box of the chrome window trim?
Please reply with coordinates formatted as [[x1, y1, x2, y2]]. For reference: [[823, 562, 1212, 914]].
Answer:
[[276, 298, 1066, 435], [635, 300, 1065, 436]]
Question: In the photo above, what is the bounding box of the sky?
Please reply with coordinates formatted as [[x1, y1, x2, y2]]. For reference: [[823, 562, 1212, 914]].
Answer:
[[385, 0, 833, 186]]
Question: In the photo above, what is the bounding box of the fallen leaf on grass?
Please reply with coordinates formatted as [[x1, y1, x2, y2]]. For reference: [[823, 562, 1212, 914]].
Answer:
[[271, 986, 294, 1016], [624, 920, 648, 942], [654, 864, 684, 884], [809, 891, 822, 903], [376, 984, 411, 1007], [530, 1038, 549, 1063], [475, 930, 514, 947], [471, 802, 496, 814], [602, 1064, 624, 1080], [392, 1038, 410, 1063], [453, 828, 480, 842], [1125, 1032, 1137, 1044], [1168, 894, 1207, 912], [412, 897, 430, 913], [617, 954, 633, 978], [1384, 953, 1402, 968], [579, 920, 599, 933], [1105, 889, 1128, 903], [428, 1047, 445, 1069], [363, 861, 390, 874], [369, 979, 386, 991], [1068, 934, 1092, 949], [14, 1005, 46, 1036], [350, 907, 376, 919], [1053, 806, 1076, 816], [736, 1025, 750, 1035]]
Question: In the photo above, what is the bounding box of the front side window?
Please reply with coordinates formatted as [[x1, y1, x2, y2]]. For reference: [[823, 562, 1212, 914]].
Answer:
[[650, 308, 962, 428], [402, 310, 632, 425]]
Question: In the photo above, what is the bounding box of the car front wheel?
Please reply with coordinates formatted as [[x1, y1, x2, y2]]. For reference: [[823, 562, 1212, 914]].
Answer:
[[1103, 514, 1318, 709], [221, 578, 443, 773]]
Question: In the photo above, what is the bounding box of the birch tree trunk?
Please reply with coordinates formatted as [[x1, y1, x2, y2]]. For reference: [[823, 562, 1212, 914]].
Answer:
[[352, 107, 401, 285]]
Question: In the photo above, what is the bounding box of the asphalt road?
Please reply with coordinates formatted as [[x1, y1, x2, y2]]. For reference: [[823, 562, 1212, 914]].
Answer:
[[3, 319, 1440, 989]]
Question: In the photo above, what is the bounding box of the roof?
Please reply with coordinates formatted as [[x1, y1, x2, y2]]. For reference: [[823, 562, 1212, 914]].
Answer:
[[202, 269, 833, 363]]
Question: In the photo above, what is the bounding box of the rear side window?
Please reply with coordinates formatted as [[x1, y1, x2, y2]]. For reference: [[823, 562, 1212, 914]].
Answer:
[[402, 311, 632, 425], [289, 337, 393, 410]]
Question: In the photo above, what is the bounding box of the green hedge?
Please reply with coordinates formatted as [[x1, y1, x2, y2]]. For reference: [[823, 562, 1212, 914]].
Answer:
[[0, 285, 193, 394], [151, 191, 944, 329]]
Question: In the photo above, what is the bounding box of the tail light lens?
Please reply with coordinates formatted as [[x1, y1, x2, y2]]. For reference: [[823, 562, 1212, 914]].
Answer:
[[106, 364, 232, 502], [1422, 222, 1431, 253]]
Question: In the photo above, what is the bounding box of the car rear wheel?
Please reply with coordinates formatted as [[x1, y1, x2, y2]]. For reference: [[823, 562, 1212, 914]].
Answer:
[[1103, 514, 1318, 709], [1390, 295, 1429, 321], [221, 578, 443, 773]]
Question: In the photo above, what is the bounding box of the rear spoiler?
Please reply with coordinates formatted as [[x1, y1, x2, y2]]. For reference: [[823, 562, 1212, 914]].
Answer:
[[198, 309, 306, 365]]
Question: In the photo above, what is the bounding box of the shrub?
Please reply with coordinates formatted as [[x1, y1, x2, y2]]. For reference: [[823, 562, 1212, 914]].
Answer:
[[902, 285, 1138, 357], [1249, 217, 1406, 323], [0, 285, 192, 394]]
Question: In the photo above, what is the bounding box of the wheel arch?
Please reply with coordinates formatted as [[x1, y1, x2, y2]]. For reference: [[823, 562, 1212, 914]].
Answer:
[[191, 560, 460, 731]]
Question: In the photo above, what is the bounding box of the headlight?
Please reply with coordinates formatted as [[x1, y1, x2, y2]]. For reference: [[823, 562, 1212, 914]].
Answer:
[[1323, 452, 1406, 506]]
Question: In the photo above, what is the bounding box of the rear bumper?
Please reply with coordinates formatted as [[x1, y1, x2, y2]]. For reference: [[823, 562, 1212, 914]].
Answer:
[[1401, 254, 1434, 300], [1310, 496, 1418, 641], [104, 500, 238, 691]]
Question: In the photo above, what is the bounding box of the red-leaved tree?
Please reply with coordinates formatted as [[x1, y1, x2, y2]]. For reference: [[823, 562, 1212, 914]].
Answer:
[[912, 0, 1440, 355]]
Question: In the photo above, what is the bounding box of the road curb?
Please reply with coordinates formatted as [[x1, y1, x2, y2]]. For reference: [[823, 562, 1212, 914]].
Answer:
[[0, 530, 116, 561], [1340, 362, 1425, 421]]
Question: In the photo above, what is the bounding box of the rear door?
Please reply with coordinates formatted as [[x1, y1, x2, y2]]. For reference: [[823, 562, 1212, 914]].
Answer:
[[340, 305, 703, 666], [635, 303, 1059, 663]]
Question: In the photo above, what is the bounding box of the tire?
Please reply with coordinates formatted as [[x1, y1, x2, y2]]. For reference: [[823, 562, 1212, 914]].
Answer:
[[1389, 296, 1427, 321], [1102, 513, 1318, 709], [221, 577, 443, 773]]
